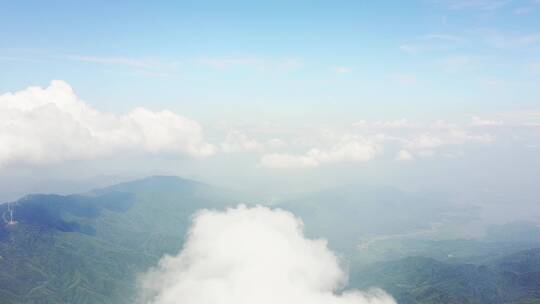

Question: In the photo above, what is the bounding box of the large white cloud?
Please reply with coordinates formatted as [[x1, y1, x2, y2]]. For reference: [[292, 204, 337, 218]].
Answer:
[[0, 80, 509, 171], [139, 205, 395, 304], [0, 80, 214, 167]]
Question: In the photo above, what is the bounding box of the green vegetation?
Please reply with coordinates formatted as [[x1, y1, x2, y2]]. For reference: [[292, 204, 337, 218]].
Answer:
[[350, 248, 540, 304], [1, 176, 539, 303], [0, 176, 235, 304]]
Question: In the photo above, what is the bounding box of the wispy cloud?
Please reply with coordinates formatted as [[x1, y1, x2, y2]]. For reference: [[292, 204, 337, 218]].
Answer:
[[0, 56, 49, 63], [513, 0, 540, 14], [220, 130, 286, 153], [477, 29, 540, 49], [67, 55, 162, 69], [526, 59, 540, 73], [0, 50, 182, 77], [470, 116, 504, 127], [437, 55, 474, 73], [229, 116, 530, 169], [332, 66, 352, 74], [395, 149, 413, 161], [259, 137, 380, 169], [399, 33, 464, 54], [422, 34, 465, 43], [389, 73, 418, 85], [353, 119, 421, 129], [197, 56, 302, 71], [439, 0, 512, 10]]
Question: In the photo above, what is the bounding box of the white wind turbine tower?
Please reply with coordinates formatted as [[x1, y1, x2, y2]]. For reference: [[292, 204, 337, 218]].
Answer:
[[7, 202, 17, 225]]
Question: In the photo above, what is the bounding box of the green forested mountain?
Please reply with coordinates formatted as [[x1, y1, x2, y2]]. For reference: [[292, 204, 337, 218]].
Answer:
[[350, 248, 540, 304], [1, 177, 539, 304], [0, 176, 236, 304]]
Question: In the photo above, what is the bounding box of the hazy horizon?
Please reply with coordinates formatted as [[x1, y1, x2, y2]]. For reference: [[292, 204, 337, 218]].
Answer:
[[2, 1, 540, 205], [1, 2, 540, 303]]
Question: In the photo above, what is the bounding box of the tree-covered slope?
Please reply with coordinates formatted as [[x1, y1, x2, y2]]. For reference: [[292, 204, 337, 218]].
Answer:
[[0, 176, 237, 304], [1, 177, 539, 304], [350, 248, 540, 304]]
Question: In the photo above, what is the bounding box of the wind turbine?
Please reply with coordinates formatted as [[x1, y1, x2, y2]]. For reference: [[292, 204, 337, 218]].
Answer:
[[7, 203, 17, 225]]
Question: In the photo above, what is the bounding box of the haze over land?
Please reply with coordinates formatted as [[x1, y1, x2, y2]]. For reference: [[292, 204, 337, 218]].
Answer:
[[1, 1, 540, 303], [2, 176, 540, 303], [1, 80, 539, 218], [1, 0, 540, 204]]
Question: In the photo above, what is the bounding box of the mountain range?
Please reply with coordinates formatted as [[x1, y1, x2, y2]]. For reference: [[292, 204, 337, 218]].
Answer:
[[1, 176, 539, 303]]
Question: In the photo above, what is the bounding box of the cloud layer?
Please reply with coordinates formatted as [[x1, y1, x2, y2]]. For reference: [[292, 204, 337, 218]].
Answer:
[[0, 80, 214, 167], [139, 205, 395, 304], [259, 138, 380, 169], [1, 81, 531, 171]]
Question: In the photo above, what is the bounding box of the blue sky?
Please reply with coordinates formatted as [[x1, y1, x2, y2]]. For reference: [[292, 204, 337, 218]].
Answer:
[[2, 0, 540, 122], [1, 1, 540, 200]]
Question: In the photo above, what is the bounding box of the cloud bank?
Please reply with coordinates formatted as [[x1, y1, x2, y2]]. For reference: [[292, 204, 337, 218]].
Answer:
[[0, 81, 524, 171], [259, 138, 380, 169], [139, 205, 395, 304], [0, 80, 214, 167]]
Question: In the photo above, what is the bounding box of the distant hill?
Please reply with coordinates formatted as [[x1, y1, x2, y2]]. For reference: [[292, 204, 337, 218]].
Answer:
[[351, 229, 540, 267], [486, 221, 540, 244], [277, 184, 476, 252], [350, 248, 540, 304], [0, 176, 237, 304]]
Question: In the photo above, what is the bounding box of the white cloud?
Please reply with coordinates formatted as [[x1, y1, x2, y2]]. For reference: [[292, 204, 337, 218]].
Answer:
[[259, 153, 320, 169], [245, 117, 502, 168], [0, 80, 214, 167], [353, 119, 421, 129], [406, 133, 447, 150], [221, 131, 265, 153], [395, 150, 413, 161], [470, 116, 504, 126], [259, 138, 380, 169], [220, 131, 286, 153], [215, 117, 505, 168], [139, 205, 396, 304], [404, 130, 494, 156]]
